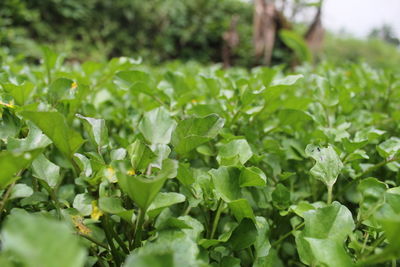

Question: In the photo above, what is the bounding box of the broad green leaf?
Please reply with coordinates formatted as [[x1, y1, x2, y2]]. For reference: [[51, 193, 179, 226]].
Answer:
[[305, 144, 343, 187], [139, 107, 176, 144], [272, 184, 291, 210], [20, 111, 85, 158], [32, 154, 61, 188], [9, 184, 33, 200], [176, 162, 195, 186], [357, 177, 387, 221], [147, 192, 186, 218], [171, 114, 224, 155], [118, 159, 177, 210], [1, 211, 86, 267], [115, 70, 151, 90], [302, 202, 355, 242], [377, 137, 400, 158], [7, 122, 52, 152], [2, 82, 34, 105], [124, 253, 173, 267], [239, 166, 266, 187], [0, 109, 20, 139], [127, 139, 156, 173], [76, 114, 108, 152], [127, 230, 201, 266], [209, 166, 241, 202], [279, 30, 312, 62], [296, 202, 355, 266], [48, 78, 74, 103], [99, 197, 135, 223], [73, 193, 93, 216], [270, 74, 304, 88], [0, 149, 42, 189], [302, 238, 355, 267], [217, 139, 253, 166], [228, 218, 258, 250], [228, 198, 255, 222]]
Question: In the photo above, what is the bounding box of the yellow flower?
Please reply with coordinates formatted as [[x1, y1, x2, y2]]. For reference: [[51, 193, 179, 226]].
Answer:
[[127, 169, 136, 176], [191, 99, 197, 104], [91, 201, 103, 221], [72, 215, 92, 235], [70, 81, 78, 90]]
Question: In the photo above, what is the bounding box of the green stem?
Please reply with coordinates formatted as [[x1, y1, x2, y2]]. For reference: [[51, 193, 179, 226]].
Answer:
[[209, 199, 224, 239], [133, 208, 146, 248], [327, 184, 333, 204], [272, 222, 305, 247], [78, 233, 109, 250], [39, 180, 62, 219], [0, 182, 16, 221], [109, 221, 130, 254], [102, 215, 121, 266]]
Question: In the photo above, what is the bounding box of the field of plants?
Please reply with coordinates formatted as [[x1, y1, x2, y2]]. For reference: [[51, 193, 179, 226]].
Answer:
[[0, 48, 399, 267]]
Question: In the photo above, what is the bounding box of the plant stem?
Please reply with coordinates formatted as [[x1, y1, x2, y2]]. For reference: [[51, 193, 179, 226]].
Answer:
[[272, 222, 305, 247], [39, 180, 62, 219], [133, 208, 146, 248], [109, 221, 130, 254], [78, 233, 109, 250], [102, 215, 121, 266], [209, 199, 224, 239], [327, 184, 333, 204], [0, 182, 16, 221]]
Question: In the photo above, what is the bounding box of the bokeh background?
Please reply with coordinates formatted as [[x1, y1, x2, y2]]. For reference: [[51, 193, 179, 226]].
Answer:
[[1, 0, 399, 69]]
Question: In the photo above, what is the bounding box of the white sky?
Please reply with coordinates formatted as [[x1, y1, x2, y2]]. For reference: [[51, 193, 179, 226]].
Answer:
[[323, 0, 400, 37]]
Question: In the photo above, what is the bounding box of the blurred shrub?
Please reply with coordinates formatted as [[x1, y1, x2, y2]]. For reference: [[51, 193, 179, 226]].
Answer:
[[323, 34, 400, 69]]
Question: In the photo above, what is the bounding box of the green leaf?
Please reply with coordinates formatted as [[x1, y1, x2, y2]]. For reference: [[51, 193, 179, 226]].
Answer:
[[302, 202, 355, 242], [48, 78, 74, 103], [147, 192, 186, 218], [124, 253, 173, 267], [296, 202, 355, 267], [279, 30, 312, 62], [9, 184, 33, 200], [20, 111, 85, 159], [32, 154, 61, 188], [217, 139, 253, 166], [127, 139, 156, 173], [118, 159, 177, 210], [209, 166, 241, 202], [272, 184, 291, 210], [239, 166, 266, 187], [377, 137, 400, 159], [7, 122, 52, 152], [139, 107, 176, 144], [228, 198, 255, 222], [1, 211, 86, 267], [228, 218, 258, 250], [76, 114, 108, 152], [357, 177, 387, 222], [171, 114, 224, 155], [73, 193, 93, 216], [0, 149, 42, 189], [127, 230, 201, 266], [2, 82, 34, 105], [176, 162, 195, 186], [305, 144, 343, 187]]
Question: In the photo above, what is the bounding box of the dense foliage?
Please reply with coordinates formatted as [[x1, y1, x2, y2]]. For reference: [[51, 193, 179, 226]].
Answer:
[[0, 49, 400, 267], [0, 0, 253, 64]]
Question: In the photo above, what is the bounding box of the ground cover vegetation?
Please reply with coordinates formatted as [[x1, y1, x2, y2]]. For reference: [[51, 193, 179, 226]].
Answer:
[[0, 48, 399, 266]]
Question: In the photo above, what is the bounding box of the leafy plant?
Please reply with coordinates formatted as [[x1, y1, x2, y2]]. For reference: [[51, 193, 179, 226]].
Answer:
[[0, 49, 400, 266]]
